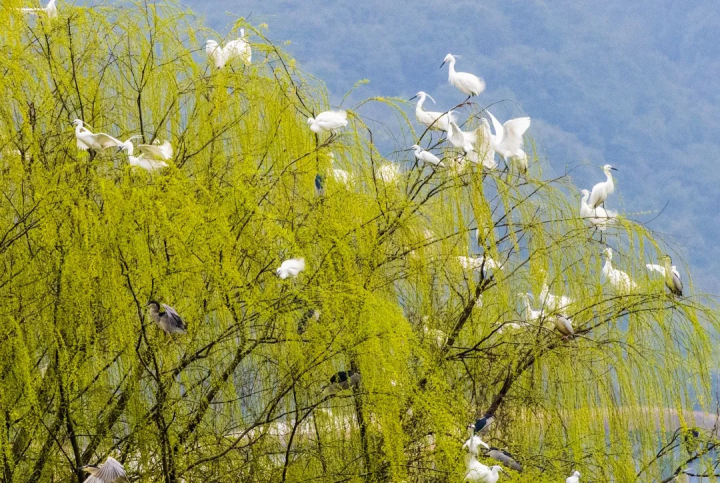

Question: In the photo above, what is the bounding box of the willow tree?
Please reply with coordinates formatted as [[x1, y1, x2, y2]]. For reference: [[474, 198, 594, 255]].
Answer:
[[0, 2, 718, 482]]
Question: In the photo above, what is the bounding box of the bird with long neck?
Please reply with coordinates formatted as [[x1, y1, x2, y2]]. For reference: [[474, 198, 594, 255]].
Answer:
[[588, 164, 618, 209], [410, 91, 456, 131], [441, 54, 486, 102]]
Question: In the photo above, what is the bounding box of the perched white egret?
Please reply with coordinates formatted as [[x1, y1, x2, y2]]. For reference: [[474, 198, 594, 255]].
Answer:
[[20, 0, 57, 19], [276, 258, 305, 279], [463, 424, 490, 454], [486, 448, 522, 472], [440, 54, 486, 98], [377, 163, 400, 183], [485, 111, 531, 172], [587, 164, 618, 209], [79, 456, 128, 482], [539, 273, 574, 314], [566, 470, 581, 483], [308, 110, 348, 134], [119, 138, 168, 172], [518, 293, 543, 323], [580, 189, 617, 230], [205, 30, 251, 69], [474, 121, 498, 169], [412, 144, 444, 167], [458, 256, 503, 271], [146, 301, 187, 335], [602, 248, 637, 292], [464, 457, 490, 483], [481, 465, 506, 483], [410, 91, 457, 131], [72, 120, 123, 153], [647, 256, 683, 296]]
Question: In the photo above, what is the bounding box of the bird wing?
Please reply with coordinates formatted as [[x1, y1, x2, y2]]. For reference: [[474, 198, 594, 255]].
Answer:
[[489, 450, 523, 472], [500, 117, 531, 151], [137, 141, 173, 160], [224, 38, 252, 63], [671, 266, 681, 281], [315, 110, 347, 123], [447, 122, 467, 150], [671, 271, 683, 295], [162, 304, 187, 333], [646, 264, 665, 275], [76, 137, 90, 151], [94, 457, 127, 482], [93, 133, 124, 149], [486, 111, 504, 143]]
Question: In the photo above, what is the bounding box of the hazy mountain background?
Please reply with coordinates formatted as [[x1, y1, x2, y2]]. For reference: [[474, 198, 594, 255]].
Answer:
[[187, 0, 720, 293]]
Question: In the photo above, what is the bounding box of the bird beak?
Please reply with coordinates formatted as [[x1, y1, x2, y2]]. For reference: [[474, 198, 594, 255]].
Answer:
[[439, 61, 446, 69], [409, 95, 418, 101], [610, 167, 618, 171]]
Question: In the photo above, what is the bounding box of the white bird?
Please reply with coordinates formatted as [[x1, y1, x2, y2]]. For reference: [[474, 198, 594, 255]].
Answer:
[[539, 274, 574, 314], [480, 466, 505, 483], [580, 189, 617, 231], [276, 258, 305, 279], [464, 457, 491, 483], [412, 145, 444, 167], [308, 110, 348, 134], [462, 424, 490, 454], [517, 293, 543, 323], [409, 91, 457, 131], [331, 168, 350, 185], [602, 248, 637, 292], [79, 456, 128, 483], [72, 119, 123, 152], [377, 163, 400, 183], [205, 30, 251, 70], [485, 111, 531, 172], [20, 0, 57, 19], [448, 121, 477, 153], [587, 164, 618, 209], [647, 255, 683, 296], [441, 54, 486, 98], [135, 139, 173, 161], [119, 138, 168, 172], [458, 256, 503, 271], [566, 470, 581, 483], [473, 121, 498, 169]]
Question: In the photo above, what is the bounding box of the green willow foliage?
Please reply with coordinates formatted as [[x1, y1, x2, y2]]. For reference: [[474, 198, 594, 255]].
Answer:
[[0, 1, 718, 482]]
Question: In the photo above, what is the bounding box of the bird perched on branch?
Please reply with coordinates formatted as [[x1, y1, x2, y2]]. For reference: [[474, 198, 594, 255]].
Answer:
[[118, 137, 169, 172], [602, 248, 637, 293], [580, 189, 616, 231], [297, 308, 320, 335], [440, 54, 486, 100], [587, 164, 618, 209], [20, 0, 57, 19], [72, 120, 123, 153], [566, 470, 581, 483], [484, 111, 531, 172], [146, 301, 187, 335], [308, 110, 348, 134], [646, 255, 683, 296], [206, 30, 251, 69], [410, 91, 457, 131], [412, 144, 444, 167], [471, 415, 495, 434], [276, 258, 306, 279], [323, 370, 361, 394], [79, 456, 128, 482]]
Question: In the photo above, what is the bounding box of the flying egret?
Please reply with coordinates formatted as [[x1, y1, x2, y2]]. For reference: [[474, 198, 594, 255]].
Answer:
[[411, 145, 444, 167], [458, 256, 503, 271], [485, 111, 531, 172], [580, 189, 616, 230], [205, 30, 251, 69], [409, 91, 457, 131], [471, 415, 494, 434], [377, 163, 400, 183], [323, 370, 361, 394], [646, 255, 682, 296], [146, 301, 187, 335], [119, 138, 168, 172], [79, 456, 128, 482], [566, 470, 581, 483], [602, 248, 637, 292], [587, 164, 618, 209], [276, 258, 305, 279], [72, 120, 123, 153], [440, 54, 486, 99], [20, 0, 57, 19], [308, 110, 348, 134], [486, 447, 522, 472], [297, 308, 320, 335]]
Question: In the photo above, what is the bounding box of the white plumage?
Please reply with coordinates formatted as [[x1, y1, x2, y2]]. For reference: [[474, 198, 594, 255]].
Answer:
[[72, 119, 123, 152], [441, 54, 486, 97], [411, 145, 444, 167], [410, 91, 457, 131], [602, 248, 636, 292], [566, 470, 581, 483], [119, 139, 168, 172], [205, 30, 251, 69], [20, 0, 57, 19], [308, 110, 348, 134], [80, 456, 128, 483], [539, 277, 574, 314], [485, 111, 531, 172], [447, 121, 478, 153], [377, 164, 400, 183], [580, 189, 616, 230], [276, 258, 306, 279], [136, 139, 173, 161], [587, 164, 618, 209], [458, 256, 503, 271]]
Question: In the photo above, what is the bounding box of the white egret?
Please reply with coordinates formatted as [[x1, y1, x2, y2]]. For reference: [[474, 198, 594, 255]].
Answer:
[[464, 457, 490, 483], [308, 110, 348, 134], [20, 0, 57, 19], [463, 424, 490, 454], [411, 144, 444, 167], [79, 456, 128, 482], [135, 139, 173, 161], [587, 164, 618, 209], [485, 111, 531, 172], [331, 168, 351, 185], [377, 163, 400, 183], [646, 255, 683, 296], [409, 91, 457, 131], [440, 54, 486, 99], [518, 293, 543, 323], [458, 256, 503, 271], [146, 301, 187, 335], [580, 189, 617, 230], [474, 120, 498, 169], [486, 448, 522, 472], [539, 273, 574, 314], [276, 258, 305, 279], [205, 30, 251, 69], [602, 248, 637, 292], [447, 121, 478, 153], [323, 370, 361, 394], [119, 138, 168, 172], [72, 120, 123, 153], [566, 470, 581, 483]]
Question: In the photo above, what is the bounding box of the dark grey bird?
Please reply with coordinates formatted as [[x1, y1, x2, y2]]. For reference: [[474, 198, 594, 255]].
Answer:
[[471, 414, 495, 434], [79, 456, 128, 482], [485, 447, 522, 472], [146, 301, 187, 334], [323, 370, 361, 394], [297, 308, 321, 335], [315, 174, 325, 196]]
